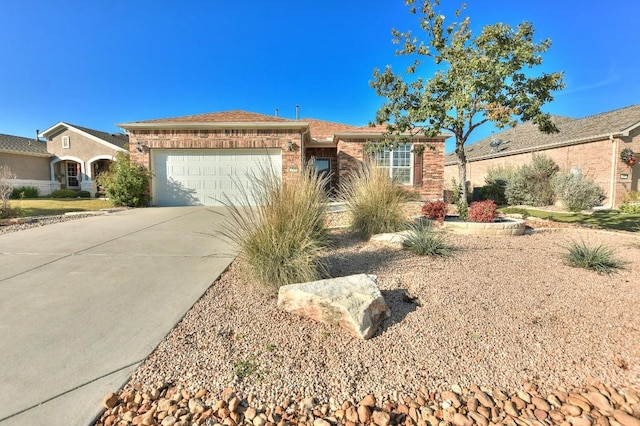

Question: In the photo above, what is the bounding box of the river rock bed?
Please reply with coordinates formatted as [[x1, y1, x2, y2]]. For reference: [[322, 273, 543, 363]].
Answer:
[[96, 380, 640, 426]]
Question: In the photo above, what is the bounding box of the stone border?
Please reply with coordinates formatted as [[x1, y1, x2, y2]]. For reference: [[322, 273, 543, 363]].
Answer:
[[431, 217, 526, 236]]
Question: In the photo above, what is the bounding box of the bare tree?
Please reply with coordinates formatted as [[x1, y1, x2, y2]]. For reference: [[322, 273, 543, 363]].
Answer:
[[0, 165, 16, 218]]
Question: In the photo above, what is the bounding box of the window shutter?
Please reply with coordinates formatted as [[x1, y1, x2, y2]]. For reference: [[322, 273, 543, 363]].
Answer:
[[413, 147, 423, 186]]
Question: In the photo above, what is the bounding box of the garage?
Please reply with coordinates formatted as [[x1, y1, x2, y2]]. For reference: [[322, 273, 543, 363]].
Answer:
[[152, 149, 282, 206]]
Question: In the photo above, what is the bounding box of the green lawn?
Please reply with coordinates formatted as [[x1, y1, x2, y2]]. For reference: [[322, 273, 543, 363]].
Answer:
[[499, 207, 640, 232], [8, 198, 116, 218]]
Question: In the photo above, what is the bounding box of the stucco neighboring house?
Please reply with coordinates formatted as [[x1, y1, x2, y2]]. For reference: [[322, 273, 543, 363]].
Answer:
[[0, 133, 58, 195], [443, 104, 640, 208], [118, 110, 448, 206], [38, 123, 129, 195]]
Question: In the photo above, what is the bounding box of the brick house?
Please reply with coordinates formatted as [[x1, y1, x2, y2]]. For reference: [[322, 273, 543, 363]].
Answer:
[[118, 110, 448, 206], [444, 104, 640, 208]]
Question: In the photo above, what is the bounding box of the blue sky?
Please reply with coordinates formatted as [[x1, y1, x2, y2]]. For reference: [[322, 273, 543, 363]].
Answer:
[[1, 1, 639, 153]]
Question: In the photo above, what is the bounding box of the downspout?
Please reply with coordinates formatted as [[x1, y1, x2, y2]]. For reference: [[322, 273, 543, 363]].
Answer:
[[301, 127, 308, 167], [607, 134, 617, 209]]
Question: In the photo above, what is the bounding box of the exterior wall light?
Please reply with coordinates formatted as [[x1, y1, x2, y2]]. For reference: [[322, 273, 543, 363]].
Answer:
[[287, 141, 294, 151]]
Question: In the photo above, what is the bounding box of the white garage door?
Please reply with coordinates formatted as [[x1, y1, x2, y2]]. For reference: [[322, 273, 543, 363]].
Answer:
[[152, 149, 282, 206]]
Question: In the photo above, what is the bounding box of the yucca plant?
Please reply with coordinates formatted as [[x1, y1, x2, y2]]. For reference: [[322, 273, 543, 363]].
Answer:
[[562, 240, 625, 274], [220, 161, 330, 290], [402, 221, 453, 257], [338, 162, 406, 239]]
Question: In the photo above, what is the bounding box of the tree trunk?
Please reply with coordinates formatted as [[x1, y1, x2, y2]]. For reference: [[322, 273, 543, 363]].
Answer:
[[455, 137, 469, 215]]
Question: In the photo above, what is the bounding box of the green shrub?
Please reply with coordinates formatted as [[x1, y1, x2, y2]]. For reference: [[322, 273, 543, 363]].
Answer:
[[449, 177, 468, 220], [468, 200, 497, 222], [221, 162, 330, 290], [402, 221, 453, 256], [51, 189, 79, 198], [97, 153, 152, 207], [506, 154, 558, 206], [11, 186, 39, 199], [562, 240, 625, 274], [339, 162, 406, 239], [552, 171, 605, 211], [620, 191, 640, 214], [481, 166, 514, 205], [77, 190, 91, 198], [620, 203, 640, 214], [421, 200, 448, 222]]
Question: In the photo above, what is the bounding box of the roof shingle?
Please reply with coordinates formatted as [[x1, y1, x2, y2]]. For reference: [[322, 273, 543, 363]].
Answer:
[[66, 123, 129, 149], [0, 133, 50, 157], [446, 104, 640, 163], [132, 110, 295, 124]]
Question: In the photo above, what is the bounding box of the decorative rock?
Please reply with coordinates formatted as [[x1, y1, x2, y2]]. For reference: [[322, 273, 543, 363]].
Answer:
[[188, 398, 205, 414], [504, 401, 519, 417], [103, 392, 120, 409], [566, 414, 593, 426], [517, 391, 531, 404], [567, 396, 592, 413], [547, 394, 563, 408], [475, 391, 495, 408], [346, 406, 358, 423], [361, 394, 377, 408], [453, 413, 473, 426], [534, 409, 548, 421], [373, 410, 391, 426], [531, 396, 551, 412], [612, 410, 640, 426], [549, 410, 565, 423], [277, 274, 391, 339], [451, 385, 463, 395], [585, 392, 613, 413], [468, 411, 489, 426], [245, 407, 257, 421], [561, 404, 583, 417], [467, 398, 479, 412], [314, 419, 331, 426], [511, 396, 527, 411], [442, 391, 461, 408], [228, 396, 241, 413], [161, 416, 176, 426], [358, 405, 372, 424]]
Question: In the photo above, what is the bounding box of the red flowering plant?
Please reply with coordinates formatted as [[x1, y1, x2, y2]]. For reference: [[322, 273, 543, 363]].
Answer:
[[421, 200, 448, 222], [467, 200, 498, 223]]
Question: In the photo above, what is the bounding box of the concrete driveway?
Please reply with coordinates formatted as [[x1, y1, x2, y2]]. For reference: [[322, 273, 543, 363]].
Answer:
[[0, 207, 237, 425]]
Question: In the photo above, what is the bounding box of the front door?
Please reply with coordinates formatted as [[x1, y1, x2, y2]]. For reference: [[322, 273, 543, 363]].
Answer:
[[313, 158, 331, 192], [67, 162, 80, 188]]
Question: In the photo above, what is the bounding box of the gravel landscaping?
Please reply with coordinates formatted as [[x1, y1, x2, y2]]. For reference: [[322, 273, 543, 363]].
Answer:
[[93, 211, 640, 425], [4, 206, 638, 425]]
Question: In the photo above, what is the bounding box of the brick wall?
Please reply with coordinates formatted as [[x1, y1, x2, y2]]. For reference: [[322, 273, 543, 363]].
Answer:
[[128, 128, 304, 182], [336, 137, 445, 200], [444, 132, 640, 207]]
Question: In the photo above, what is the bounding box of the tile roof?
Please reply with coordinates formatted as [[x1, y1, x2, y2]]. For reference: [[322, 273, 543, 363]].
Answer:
[[0, 133, 50, 157], [445, 104, 640, 164], [66, 123, 129, 149], [301, 118, 359, 141], [132, 110, 296, 124]]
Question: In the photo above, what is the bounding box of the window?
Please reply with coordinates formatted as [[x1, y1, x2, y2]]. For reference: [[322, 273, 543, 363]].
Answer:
[[371, 143, 412, 184], [62, 135, 70, 149]]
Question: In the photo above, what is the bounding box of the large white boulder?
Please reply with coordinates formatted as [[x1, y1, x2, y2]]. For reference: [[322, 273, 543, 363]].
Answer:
[[277, 274, 390, 339]]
